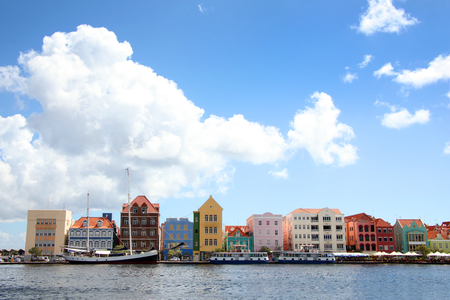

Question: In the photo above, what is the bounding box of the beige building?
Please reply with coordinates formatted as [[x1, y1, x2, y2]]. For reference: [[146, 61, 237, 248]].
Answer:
[[25, 210, 73, 261], [283, 208, 346, 253]]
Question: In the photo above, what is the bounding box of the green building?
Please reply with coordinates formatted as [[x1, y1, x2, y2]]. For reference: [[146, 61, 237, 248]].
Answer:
[[394, 219, 427, 253]]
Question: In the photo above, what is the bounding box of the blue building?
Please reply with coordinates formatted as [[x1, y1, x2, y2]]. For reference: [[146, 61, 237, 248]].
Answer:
[[162, 217, 193, 261]]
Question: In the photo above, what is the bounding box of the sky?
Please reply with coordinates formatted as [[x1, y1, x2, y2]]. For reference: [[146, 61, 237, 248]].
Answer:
[[0, 0, 449, 249]]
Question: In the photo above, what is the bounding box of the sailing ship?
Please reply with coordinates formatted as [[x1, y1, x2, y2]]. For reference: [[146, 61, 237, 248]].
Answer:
[[64, 169, 158, 264]]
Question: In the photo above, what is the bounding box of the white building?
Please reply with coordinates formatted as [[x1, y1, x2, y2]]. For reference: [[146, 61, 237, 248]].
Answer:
[[283, 208, 346, 252]]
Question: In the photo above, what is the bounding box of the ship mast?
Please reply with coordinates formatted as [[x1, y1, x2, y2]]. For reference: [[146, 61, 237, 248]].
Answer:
[[127, 168, 133, 254], [87, 192, 90, 252]]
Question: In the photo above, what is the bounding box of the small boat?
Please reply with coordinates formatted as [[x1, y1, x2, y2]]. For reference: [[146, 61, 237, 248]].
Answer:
[[64, 169, 158, 264], [209, 251, 269, 264], [277, 251, 336, 264]]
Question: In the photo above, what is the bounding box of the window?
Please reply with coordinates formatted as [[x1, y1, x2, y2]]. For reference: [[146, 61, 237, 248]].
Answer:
[[141, 230, 146, 236], [364, 226, 369, 232], [336, 217, 342, 222], [259, 220, 262, 225], [210, 227, 213, 234], [177, 225, 180, 230], [141, 241, 146, 247], [142, 218, 147, 225], [378, 237, 382, 242], [383, 228, 387, 233], [384, 237, 388, 242], [214, 239, 217, 246], [379, 245, 383, 251], [323, 225, 332, 231], [184, 225, 188, 230], [267, 240, 271, 246], [259, 239, 262, 246], [324, 234, 332, 241], [205, 239, 208, 246], [205, 215, 208, 222], [177, 234, 180, 239], [133, 218, 138, 225], [337, 235, 343, 241], [133, 241, 137, 248], [390, 245, 394, 250], [214, 227, 217, 234], [295, 234, 298, 239], [184, 234, 188, 239], [371, 225, 375, 232], [132, 230, 137, 236], [123, 241, 128, 247], [142, 207, 147, 213], [371, 235, 375, 241], [214, 215, 217, 222], [205, 228, 208, 234], [275, 230, 278, 236], [209, 215, 213, 222], [359, 235, 364, 242], [323, 216, 331, 222], [258, 229, 262, 235], [388, 228, 393, 233], [359, 226, 363, 232], [275, 221, 278, 225], [336, 225, 343, 231], [267, 221, 270, 225], [294, 225, 297, 230], [267, 230, 270, 235], [303, 225, 306, 230], [378, 228, 382, 233], [123, 218, 129, 225], [294, 217, 297, 220], [209, 239, 213, 246], [150, 218, 156, 225], [133, 207, 138, 213], [389, 237, 393, 242], [307, 225, 310, 230]]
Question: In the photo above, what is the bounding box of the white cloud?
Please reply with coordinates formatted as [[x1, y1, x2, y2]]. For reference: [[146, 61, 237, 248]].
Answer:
[[198, 4, 205, 13], [288, 92, 358, 167], [374, 100, 430, 129], [355, 0, 419, 35], [0, 26, 357, 222], [358, 54, 373, 69], [269, 168, 288, 179], [444, 142, 450, 155], [374, 55, 450, 90], [343, 72, 358, 83], [0, 230, 25, 249], [373, 62, 397, 78]]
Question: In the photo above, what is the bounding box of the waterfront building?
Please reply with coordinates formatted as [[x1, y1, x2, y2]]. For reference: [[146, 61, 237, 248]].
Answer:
[[246, 212, 283, 251], [224, 226, 253, 251], [283, 208, 346, 253], [120, 195, 160, 251], [68, 214, 119, 250], [344, 213, 395, 253], [161, 217, 193, 260], [24, 209, 73, 261], [193, 196, 223, 261], [394, 219, 427, 253], [375, 218, 395, 252], [426, 222, 450, 252]]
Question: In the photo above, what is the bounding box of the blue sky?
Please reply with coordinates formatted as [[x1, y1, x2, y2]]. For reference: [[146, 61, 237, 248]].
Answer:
[[0, 0, 449, 249]]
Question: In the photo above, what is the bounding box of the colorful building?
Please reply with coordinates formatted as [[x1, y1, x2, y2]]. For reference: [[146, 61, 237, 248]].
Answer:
[[246, 212, 283, 251], [161, 217, 193, 260], [120, 195, 160, 251], [283, 208, 346, 253], [68, 214, 119, 250], [394, 219, 427, 253], [224, 226, 253, 251], [345, 213, 395, 253], [426, 222, 450, 252], [25, 209, 73, 261], [193, 196, 223, 261]]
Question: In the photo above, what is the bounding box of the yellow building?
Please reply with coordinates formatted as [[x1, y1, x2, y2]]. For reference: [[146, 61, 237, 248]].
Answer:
[[193, 196, 223, 261], [25, 210, 73, 261]]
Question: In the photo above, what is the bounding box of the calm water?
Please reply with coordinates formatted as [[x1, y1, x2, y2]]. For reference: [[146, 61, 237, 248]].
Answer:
[[0, 263, 449, 299]]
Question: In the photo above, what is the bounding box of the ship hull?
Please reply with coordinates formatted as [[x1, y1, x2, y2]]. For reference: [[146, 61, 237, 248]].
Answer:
[[64, 250, 158, 264]]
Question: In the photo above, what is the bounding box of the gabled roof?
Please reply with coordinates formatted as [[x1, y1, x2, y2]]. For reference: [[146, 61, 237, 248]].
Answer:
[[199, 195, 223, 211], [427, 231, 439, 240], [224, 226, 248, 237], [121, 195, 159, 213], [71, 217, 113, 229], [289, 207, 342, 215], [397, 219, 423, 228], [375, 218, 392, 227], [344, 213, 374, 223]]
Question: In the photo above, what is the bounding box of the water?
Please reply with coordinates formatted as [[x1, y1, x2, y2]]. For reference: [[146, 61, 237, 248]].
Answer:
[[0, 263, 448, 299]]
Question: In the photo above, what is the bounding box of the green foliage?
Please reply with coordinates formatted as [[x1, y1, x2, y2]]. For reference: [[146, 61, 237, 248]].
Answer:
[[259, 246, 272, 253], [416, 244, 431, 258], [214, 248, 224, 252], [28, 247, 41, 257], [168, 249, 181, 258]]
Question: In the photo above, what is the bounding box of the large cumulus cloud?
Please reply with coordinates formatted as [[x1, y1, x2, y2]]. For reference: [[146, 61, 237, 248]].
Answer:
[[0, 25, 357, 221]]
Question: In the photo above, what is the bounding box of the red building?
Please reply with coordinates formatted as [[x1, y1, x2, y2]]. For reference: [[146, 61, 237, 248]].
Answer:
[[375, 218, 395, 253], [120, 195, 160, 251]]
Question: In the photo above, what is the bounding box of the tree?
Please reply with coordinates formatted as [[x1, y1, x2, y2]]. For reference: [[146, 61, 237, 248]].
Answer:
[[416, 244, 430, 259], [168, 249, 181, 258], [259, 246, 272, 254], [28, 247, 41, 257], [214, 248, 224, 252]]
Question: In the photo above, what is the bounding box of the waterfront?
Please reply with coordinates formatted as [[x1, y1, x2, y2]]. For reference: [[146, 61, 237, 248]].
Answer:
[[1, 264, 449, 299]]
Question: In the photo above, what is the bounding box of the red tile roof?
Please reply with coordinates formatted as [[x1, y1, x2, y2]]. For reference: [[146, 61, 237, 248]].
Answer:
[[345, 213, 374, 223], [71, 217, 113, 229], [397, 219, 423, 228], [289, 208, 342, 215], [375, 218, 392, 227], [121, 195, 159, 213], [427, 231, 439, 240], [224, 226, 248, 236]]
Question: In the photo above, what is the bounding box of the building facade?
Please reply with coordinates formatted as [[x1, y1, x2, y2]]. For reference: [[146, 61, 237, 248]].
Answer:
[[161, 217, 193, 261], [120, 195, 160, 251], [25, 210, 73, 261], [224, 226, 254, 251], [193, 196, 223, 261], [375, 218, 395, 253], [68, 214, 118, 250], [283, 208, 346, 253], [246, 212, 283, 251], [394, 219, 427, 253]]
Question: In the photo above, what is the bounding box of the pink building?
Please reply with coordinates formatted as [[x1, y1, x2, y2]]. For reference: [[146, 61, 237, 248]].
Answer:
[[246, 212, 283, 251]]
